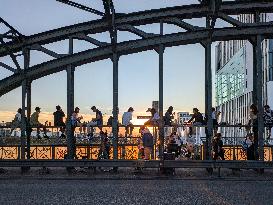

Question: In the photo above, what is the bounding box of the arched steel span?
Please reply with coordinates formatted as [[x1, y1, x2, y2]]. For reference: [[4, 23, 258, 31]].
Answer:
[[1, 22, 273, 96], [1, 1, 273, 57]]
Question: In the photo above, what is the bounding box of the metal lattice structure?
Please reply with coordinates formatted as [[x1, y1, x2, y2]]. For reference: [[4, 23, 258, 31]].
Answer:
[[0, 0, 272, 162]]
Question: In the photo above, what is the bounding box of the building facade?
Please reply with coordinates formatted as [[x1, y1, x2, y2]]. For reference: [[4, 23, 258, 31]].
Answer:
[[176, 112, 192, 125], [215, 14, 273, 138]]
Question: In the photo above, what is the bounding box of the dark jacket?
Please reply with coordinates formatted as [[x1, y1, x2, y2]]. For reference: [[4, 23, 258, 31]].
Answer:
[[142, 132, 153, 148]]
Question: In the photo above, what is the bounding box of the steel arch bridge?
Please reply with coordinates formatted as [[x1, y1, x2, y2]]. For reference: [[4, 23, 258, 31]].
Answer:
[[0, 0, 271, 162]]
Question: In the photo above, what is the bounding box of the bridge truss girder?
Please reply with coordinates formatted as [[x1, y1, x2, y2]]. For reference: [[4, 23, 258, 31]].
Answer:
[[0, 0, 270, 162]]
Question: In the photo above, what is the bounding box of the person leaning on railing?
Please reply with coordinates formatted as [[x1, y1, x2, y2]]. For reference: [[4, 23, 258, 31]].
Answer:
[[246, 104, 258, 160]]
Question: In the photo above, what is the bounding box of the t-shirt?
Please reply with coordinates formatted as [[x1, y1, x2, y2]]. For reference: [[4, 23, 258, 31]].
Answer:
[[164, 111, 172, 126], [30, 112, 39, 126], [53, 110, 65, 126], [152, 112, 160, 121], [14, 113, 21, 122], [212, 111, 216, 120], [95, 110, 103, 126], [122, 112, 132, 126]]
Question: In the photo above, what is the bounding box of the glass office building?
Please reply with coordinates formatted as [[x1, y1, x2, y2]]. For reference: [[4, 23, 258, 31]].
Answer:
[[215, 14, 273, 137]]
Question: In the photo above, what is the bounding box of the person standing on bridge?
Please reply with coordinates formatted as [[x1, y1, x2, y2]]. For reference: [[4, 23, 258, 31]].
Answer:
[[246, 104, 258, 160], [212, 133, 225, 160], [141, 126, 154, 160]]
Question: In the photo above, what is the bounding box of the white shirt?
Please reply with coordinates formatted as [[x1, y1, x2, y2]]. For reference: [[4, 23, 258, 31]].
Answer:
[[212, 111, 216, 120], [15, 113, 21, 122], [122, 112, 132, 126]]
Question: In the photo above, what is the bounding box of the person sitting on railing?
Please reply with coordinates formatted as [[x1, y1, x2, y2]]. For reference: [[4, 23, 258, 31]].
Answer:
[[164, 106, 175, 126], [140, 126, 153, 160], [71, 107, 83, 133], [53, 105, 66, 139], [10, 108, 22, 137], [122, 107, 134, 138], [263, 105, 273, 142], [86, 106, 103, 137], [144, 108, 160, 126], [212, 133, 225, 160], [187, 108, 205, 135], [30, 107, 48, 139], [164, 106, 176, 137]]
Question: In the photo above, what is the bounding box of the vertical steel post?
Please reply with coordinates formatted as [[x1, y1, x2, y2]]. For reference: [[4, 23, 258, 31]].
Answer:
[[205, 17, 213, 160], [112, 53, 119, 160], [253, 13, 264, 161], [66, 37, 75, 159], [159, 20, 164, 159], [22, 48, 32, 160], [255, 35, 264, 161], [21, 80, 27, 160], [26, 80, 31, 159], [103, 0, 119, 160]]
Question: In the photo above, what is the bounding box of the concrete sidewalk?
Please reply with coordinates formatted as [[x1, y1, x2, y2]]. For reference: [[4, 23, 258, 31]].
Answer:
[[1, 167, 273, 180]]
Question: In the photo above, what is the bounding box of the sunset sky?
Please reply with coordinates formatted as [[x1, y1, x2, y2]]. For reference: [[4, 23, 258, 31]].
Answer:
[[0, 0, 231, 123]]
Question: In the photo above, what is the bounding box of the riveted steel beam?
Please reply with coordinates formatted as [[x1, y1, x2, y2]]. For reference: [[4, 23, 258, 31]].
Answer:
[[2, 24, 273, 96], [1, 1, 273, 57]]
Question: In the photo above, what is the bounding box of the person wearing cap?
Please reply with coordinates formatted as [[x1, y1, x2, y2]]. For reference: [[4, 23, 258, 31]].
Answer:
[[144, 108, 160, 126], [122, 107, 134, 137], [53, 105, 66, 138], [10, 108, 22, 136], [30, 107, 48, 139], [264, 105, 273, 141]]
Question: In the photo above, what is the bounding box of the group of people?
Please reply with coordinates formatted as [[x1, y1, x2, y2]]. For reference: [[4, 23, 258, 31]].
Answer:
[[244, 104, 273, 160], [7, 103, 273, 162]]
